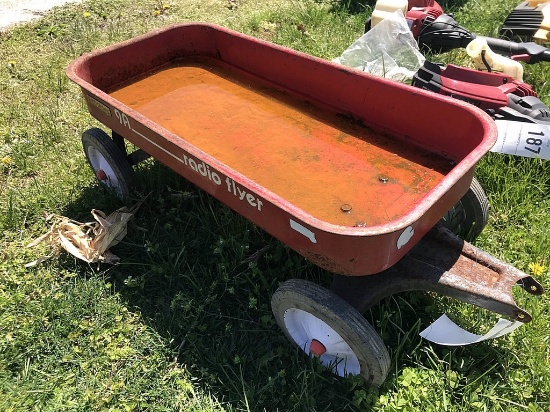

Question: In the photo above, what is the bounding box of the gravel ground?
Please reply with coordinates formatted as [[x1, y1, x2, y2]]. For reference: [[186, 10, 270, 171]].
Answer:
[[0, 0, 82, 30]]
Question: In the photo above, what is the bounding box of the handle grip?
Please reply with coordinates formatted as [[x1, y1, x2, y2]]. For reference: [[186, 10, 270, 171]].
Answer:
[[481, 36, 550, 63]]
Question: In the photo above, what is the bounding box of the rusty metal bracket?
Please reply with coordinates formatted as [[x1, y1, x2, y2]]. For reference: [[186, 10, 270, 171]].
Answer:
[[112, 130, 151, 166], [112, 130, 127, 154], [331, 223, 543, 322], [127, 148, 151, 166]]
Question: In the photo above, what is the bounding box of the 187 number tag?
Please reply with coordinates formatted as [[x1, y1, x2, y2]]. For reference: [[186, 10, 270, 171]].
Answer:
[[524, 131, 543, 155], [494, 121, 550, 159]]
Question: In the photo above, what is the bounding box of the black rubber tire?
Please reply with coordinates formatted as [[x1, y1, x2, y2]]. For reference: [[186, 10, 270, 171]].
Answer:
[[440, 177, 489, 241], [81, 128, 136, 198], [271, 279, 390, 387]]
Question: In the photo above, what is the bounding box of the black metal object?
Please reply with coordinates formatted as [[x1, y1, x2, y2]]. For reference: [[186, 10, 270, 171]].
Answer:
[[127, 148, 151, 166], [500, 2, 546, 40], [112, 130, 151, 166], [502, 94, 550, 124], [331, 223, 543, 322], [417, 14, 550, 63], [111, 130, 126, 154]]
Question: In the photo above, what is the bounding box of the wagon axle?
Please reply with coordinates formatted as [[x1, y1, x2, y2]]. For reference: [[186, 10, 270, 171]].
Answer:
[[309, 339, 327, 357], [96, 169, 108, 181]]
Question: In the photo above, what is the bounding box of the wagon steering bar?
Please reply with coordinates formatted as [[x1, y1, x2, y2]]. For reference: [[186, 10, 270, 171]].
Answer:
[[331, 223, 544, 322]]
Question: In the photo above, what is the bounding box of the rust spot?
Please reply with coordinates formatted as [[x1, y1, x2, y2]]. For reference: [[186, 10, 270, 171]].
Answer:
[[304, 251, 352, 275]]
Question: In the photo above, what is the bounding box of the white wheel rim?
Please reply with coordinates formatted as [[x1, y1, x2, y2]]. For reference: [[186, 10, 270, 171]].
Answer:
[[86, 146, 121, 191], [283, 308, 360, 376]]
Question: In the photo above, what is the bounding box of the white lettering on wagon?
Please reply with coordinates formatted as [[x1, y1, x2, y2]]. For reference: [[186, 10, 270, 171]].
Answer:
[[224, 177, 263, 211], [180, 154, 263, 212], [114, 108, 131, 129], [120, 113, 265, 213], [181, 154, 222, 186]]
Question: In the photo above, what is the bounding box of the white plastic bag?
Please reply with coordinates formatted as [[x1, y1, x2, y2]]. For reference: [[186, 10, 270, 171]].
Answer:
[[333, 10, 425, 83]]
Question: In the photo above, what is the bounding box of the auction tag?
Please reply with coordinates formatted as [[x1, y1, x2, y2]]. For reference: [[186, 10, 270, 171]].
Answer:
[[494, 120, 550, 159]]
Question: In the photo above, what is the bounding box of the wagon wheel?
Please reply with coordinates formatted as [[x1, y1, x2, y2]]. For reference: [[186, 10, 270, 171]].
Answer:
[[271, 279, 390, 386], [440, 177, 489, 241], [82, 128, 136, 198]]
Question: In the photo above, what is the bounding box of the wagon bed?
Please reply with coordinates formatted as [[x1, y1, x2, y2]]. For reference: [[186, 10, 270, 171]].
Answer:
[[109, 57, 454, 227], [67, 23, 496, 275]]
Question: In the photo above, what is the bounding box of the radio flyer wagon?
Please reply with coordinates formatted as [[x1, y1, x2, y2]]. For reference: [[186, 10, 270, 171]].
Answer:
[[66, 23, 543, 386]]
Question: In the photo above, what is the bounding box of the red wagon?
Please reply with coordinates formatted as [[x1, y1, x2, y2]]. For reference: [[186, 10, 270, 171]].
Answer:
[[67, 23, 542, 386]]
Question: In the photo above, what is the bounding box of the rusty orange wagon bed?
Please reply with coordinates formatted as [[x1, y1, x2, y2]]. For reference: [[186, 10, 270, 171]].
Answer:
[[67, 23, 542, 386]]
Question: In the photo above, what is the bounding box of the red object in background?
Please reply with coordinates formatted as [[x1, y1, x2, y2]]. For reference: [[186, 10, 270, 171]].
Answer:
[[406, 0, 444, 37], [413, 60, 538, 111]]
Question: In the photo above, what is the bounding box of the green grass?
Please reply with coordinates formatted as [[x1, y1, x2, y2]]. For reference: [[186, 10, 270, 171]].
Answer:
[[1, 0, 548, 410]]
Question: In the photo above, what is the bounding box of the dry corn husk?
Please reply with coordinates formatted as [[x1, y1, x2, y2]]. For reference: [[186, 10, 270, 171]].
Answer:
[[26, 202, 142, 267]]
